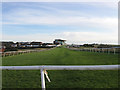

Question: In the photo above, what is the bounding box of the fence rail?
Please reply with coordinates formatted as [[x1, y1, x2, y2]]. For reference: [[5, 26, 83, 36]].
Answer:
[[0, 65, 119, 89], [0, 65, 119, 70], [68, 47, 120, 54], [1, 47, 55, 57]]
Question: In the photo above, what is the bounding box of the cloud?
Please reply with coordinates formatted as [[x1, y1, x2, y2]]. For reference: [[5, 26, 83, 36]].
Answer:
[[2, 31, 118, 44], [2, 2, 118, 44], [62, 31, 118, 44], [3, 15, 117, 31], [3, 2, 118, 31], [86, 2, 118, 9], [2, 0, 119, 2]]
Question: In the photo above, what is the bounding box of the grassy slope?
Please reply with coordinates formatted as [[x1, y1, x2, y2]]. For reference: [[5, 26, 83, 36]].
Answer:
[[2, 47, 118, 66], [2, 47, 119, 88]]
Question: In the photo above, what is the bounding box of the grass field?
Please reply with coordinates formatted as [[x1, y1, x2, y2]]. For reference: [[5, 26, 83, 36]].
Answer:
[[2, 47, 119, 88]]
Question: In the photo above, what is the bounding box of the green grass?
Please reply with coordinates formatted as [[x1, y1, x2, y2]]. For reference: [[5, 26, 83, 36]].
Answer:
[[2, 47, 119, 88]]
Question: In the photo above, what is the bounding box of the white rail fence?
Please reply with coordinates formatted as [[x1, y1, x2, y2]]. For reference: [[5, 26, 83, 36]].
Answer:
[[69, 47, 120, 54], [0, 65, 119, 89], [1, 47, 55, 57]]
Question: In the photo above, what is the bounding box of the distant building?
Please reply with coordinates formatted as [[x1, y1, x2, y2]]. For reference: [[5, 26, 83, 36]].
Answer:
[[16, 42, 42, 48], [42, 43, 56, 47], [0, 46, 5, 52], [30, 42, 42, 47], [16, 42, 30, 48], [1, 41, 14, 48], [53, 39, 66, 45], [70, 44, 82, 48]]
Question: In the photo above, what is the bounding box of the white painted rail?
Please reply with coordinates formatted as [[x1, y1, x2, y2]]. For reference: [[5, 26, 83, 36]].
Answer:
[[0, 65, 119, 89], [0, 65, 119, 70]]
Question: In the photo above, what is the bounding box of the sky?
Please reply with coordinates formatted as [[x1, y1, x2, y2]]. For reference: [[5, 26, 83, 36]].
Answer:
[[2, 2, 118, 44]]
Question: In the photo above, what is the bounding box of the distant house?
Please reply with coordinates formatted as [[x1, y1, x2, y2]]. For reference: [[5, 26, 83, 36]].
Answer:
[[16, 42, 29, 48], [42, 43, 56, 47], [0, 46, 5, 52], [1, 41, 15, 49], [53, 39, 66, 45], [71, 44, 82, 48], [16, 42, 42, 48], [11, 44, 17, 47], [30, 42, 42, 47]]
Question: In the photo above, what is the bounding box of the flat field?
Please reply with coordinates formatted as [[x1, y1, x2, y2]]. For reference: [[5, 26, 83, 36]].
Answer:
[[2, 47, 119, 88]]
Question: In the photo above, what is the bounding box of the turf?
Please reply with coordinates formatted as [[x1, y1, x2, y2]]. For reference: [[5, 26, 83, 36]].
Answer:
[[2, 47, 119, 88]]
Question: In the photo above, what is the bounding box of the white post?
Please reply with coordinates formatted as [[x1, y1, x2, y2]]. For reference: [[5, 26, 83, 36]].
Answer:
[[95, 49, 97, 53], [102, 49, 104, 53], [99, 49, 100, 53], [114, 49, 116, 54], [41, 69, 45, 90], [108, 49, 110, 54]]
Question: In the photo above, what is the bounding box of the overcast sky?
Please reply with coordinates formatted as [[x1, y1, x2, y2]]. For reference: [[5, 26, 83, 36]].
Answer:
[[2, 2, 118, 44]]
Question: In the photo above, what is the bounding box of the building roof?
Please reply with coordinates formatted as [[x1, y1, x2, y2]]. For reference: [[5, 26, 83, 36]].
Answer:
[[55, 39, 66, 41]]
